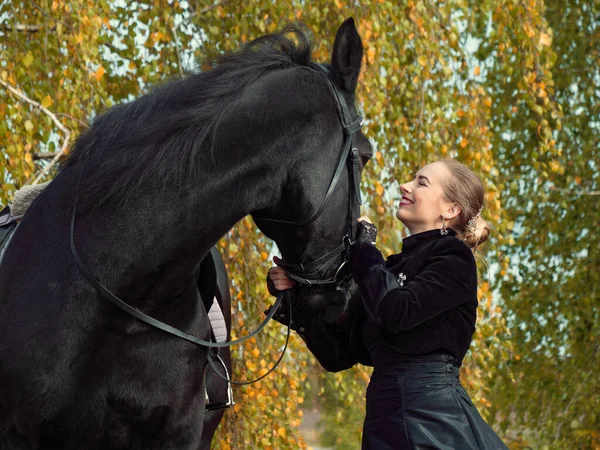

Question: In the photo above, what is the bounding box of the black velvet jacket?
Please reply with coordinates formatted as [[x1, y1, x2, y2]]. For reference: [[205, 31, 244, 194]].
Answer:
[[357, 229, 478, 367], [271, 229, 478, 372]]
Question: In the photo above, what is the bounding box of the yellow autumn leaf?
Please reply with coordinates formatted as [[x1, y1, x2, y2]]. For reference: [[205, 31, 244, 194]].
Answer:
[[523, 23, 535, 37], [366, 47, 376, 64], [277, 427, 286, 438], [417, 55, 428, 67], [549, 159, 561, 173], [94, 66, 105, 81], [24, 120, 33, 132], [41, 95, 53, 108], [474, 66, 481, 75], [539, 32, 552, 46], [375, 184, 384, 196]]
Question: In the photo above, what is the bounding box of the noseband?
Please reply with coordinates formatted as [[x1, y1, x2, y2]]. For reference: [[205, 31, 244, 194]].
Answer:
[[255, 63, 363, 291]]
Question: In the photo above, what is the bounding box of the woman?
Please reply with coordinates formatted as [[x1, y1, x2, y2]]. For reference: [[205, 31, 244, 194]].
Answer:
[[268, 159, 508, 449]]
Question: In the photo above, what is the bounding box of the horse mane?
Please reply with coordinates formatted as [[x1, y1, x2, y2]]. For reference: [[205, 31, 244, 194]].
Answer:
[[64, 23, 316, 208]]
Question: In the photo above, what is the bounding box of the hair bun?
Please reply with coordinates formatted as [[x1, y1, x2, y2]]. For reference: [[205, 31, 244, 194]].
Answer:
[[462, 216, 490, 249]]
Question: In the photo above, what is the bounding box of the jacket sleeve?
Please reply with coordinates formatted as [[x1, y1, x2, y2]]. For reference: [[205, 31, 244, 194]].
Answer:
[[356, 239, 476, 334], [266, 290, 373, 372], [297, 301, 373, 372]]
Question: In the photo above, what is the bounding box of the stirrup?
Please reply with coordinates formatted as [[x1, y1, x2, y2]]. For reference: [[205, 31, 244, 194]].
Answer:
[[205, 353, 235, 411]]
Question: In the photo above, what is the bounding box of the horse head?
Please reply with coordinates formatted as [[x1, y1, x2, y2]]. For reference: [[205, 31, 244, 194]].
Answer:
[[253, 18, 372, 322]]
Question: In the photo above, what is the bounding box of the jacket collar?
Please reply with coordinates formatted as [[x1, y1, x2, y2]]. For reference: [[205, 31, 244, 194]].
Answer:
[[401, 228, 457, 254], [385, 228, 458, 266]]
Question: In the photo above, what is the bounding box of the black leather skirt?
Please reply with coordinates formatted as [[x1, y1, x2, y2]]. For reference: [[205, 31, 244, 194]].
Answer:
[[362, 353, 508, 450]]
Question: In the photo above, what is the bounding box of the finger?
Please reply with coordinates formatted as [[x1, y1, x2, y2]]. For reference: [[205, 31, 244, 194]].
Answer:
[[358, 215, 372, 223], [275, 275, 295, 284], [274, 281, 295, 290]]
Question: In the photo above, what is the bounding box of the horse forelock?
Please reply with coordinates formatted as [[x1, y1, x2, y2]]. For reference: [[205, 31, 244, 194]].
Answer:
[[64, 24, 317, 209]]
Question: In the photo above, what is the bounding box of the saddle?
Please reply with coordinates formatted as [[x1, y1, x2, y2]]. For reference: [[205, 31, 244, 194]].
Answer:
[[0, 206, 19, 263]]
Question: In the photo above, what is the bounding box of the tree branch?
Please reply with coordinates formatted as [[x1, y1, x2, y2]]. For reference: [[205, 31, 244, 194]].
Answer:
[[56, 113, 89, 129], [0, 79, 71, 185], [192, 0, 227, 17], [550, 186, 600, 196], [34, 151, 69, 161], [2, 24, 53, 33], [171, 25, 185, 78]]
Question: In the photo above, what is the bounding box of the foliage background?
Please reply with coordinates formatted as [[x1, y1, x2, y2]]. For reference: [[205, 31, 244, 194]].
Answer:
[[1, 0, 597, 448]]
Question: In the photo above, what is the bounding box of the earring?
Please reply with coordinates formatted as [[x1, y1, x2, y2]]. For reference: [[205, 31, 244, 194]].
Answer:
[[440, 216, 448, 236]]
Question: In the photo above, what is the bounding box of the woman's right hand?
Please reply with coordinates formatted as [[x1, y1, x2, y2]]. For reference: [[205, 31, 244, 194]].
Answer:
[[268, 257, 296, 291]]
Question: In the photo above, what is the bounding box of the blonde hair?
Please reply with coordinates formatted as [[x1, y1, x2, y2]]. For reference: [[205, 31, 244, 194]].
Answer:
[[439, 159, 491, 249]]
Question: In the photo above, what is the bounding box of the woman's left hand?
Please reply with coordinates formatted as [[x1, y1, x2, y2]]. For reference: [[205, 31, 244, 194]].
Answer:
[[351, 216, 384, 281], [356, 216, 378, 245]]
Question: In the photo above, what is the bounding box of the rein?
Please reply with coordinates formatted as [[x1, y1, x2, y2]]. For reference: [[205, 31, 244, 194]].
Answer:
[[69, 63, 362, 386], [70, 202, 291, 385]]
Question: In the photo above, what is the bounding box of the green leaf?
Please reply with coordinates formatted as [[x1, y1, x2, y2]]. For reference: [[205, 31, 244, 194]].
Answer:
[[22, 52, 34, 67]]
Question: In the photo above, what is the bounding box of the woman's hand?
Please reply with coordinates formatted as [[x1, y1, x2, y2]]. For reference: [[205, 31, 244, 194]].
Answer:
[[268, 266, 295, 291], [356, 216, 378, 245], [350, 216, 384, 282], [267, 256, 296, 293]]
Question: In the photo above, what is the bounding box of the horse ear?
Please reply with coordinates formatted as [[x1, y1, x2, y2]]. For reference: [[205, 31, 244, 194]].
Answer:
[[331, 17, 363, 93]]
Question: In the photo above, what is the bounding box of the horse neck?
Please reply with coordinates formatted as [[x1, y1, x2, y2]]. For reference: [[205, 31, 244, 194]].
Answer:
[[66, 139, 287, 307]]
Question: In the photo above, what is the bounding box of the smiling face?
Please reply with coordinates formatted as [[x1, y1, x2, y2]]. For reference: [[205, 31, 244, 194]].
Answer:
[[396, 162, 461, 234]]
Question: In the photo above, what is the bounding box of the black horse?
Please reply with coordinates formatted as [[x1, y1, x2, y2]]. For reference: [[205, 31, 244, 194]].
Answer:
[[0, 18, 370, 449], [1, 202, 231, 449]]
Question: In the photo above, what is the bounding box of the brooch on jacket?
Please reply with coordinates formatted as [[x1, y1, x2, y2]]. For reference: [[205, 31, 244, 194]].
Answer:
[[397, 272, 406, 287]]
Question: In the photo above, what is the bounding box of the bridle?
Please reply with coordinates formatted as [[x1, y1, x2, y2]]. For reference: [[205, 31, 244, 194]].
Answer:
[[69, 63, 363, 386], [255, 63, 363, 291]]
